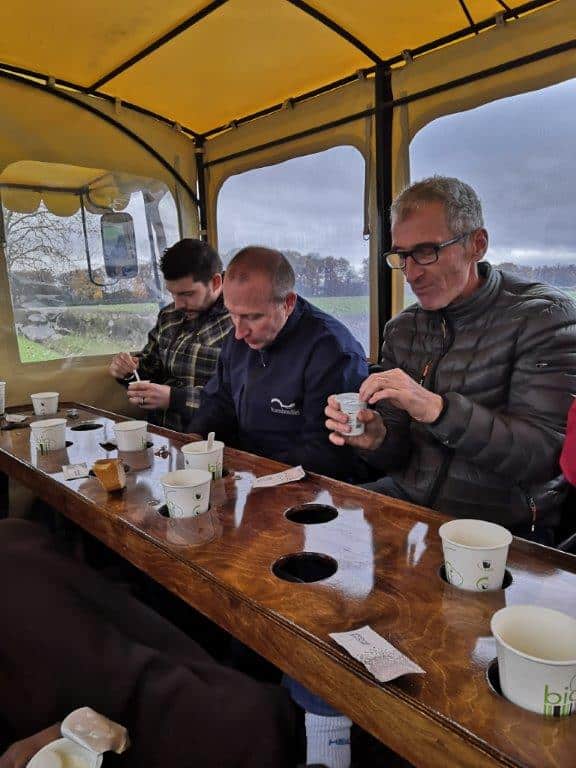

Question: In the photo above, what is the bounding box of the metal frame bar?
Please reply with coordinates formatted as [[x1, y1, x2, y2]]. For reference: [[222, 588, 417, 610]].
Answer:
[[374, 66, 393, 343], [285, 0, 383, 64], [0, 62, 202, 140], [0, 68, 199, 207], [200, 0, 555, 138], [457, 0, 478, 33], [194, 138, 209, 240], [88, 0, 229, 91], [204, 108, 375, 169]]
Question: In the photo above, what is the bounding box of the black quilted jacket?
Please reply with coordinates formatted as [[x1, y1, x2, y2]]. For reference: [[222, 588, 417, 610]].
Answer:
[[364, 262, 576, 529]]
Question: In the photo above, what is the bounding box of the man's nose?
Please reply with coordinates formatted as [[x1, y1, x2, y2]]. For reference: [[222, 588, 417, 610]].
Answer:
[[404, 257, 425, 284], [234, 319, 249, 340]]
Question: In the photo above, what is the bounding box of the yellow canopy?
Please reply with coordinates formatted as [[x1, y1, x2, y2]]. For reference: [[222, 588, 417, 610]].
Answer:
[[0, 160, 165, 216], [0, 0, 558, 135]]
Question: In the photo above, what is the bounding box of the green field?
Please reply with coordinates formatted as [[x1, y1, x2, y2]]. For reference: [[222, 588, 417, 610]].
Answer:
[[17, 296, 371, 363]]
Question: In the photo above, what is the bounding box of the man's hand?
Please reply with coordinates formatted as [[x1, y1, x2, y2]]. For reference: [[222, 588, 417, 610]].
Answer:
[[127, 381, 171, 410], [359, 368, 444, 424], [0, 724, 61, 768], [109, 352, 139, 380], [325, 395, 387, 450]]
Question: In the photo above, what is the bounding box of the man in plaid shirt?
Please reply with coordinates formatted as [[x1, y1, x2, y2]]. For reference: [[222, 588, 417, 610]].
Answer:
[[109, 239, 232, 431]]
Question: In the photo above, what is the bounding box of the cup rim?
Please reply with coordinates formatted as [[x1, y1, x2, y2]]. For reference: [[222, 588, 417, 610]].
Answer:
[[30, 418, 67, 429], [114, 420, 148, 432], [30, 392, 59, 399], [181, 440, 224, 455], [491, 605, 576, 665], [160, 469, 212, 488], [439, 519, 513, 550]]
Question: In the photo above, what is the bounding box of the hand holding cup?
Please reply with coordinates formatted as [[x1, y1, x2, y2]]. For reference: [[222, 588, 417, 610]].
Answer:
[[325, 395, 386, 450]]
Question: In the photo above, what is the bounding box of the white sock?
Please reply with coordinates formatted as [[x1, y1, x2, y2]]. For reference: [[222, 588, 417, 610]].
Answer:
[[305, 712, 352, 768]]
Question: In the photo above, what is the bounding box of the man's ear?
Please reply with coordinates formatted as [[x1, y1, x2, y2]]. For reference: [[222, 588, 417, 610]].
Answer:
[[471, 228, 489, 261], [284, 291, 297, 314], [211, 273, 223, 292]]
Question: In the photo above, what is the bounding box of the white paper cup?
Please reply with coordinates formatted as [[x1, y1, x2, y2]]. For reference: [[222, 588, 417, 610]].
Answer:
[[491, 605, 576, 716], [0, 381, 5, 415], [181, 440, 224, 479], [30, 418, 67, 452], [113, 420, 148, 452], [335, 392, 366, 436], [439, 518, 512, 591], [31, 391, 59, 416], [160, 469, 212, 519], [28, 737, 102, 768]]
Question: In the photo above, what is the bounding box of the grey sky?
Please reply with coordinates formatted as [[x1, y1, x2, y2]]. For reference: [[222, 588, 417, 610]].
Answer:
[[217, 75, 576, 268]]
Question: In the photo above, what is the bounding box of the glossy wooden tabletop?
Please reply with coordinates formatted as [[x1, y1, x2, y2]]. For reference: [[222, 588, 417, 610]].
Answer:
[[1, 403, 575, 768]]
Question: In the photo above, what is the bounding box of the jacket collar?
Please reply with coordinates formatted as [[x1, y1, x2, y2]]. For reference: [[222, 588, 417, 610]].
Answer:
[[442, 261, 501, 322]]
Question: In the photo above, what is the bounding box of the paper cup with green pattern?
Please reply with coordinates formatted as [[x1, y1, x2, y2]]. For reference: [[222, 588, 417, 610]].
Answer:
[[439, 518, 512, 591], [181, 440, 224, 479], [491, 605, 576, 716], [160, 469, 212, 519]]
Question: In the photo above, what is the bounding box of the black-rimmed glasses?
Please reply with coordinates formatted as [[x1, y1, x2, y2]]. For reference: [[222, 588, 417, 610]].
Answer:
[[384, 232, 471, 269]]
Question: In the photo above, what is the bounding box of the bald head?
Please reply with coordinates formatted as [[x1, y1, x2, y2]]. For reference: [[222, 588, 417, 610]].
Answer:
[[226, 246, 295, 302], [223, 247, 298, 350]]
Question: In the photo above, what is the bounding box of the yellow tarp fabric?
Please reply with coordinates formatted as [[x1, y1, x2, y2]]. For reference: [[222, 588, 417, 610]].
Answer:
[[0, 0, 551, 134]]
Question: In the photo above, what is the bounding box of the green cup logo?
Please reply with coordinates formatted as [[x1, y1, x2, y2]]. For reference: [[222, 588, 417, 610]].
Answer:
[[543, 675, 576, 717]]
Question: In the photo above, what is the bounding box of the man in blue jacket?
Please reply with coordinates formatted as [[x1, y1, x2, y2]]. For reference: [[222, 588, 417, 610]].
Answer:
[[187, 246, 368, 480]]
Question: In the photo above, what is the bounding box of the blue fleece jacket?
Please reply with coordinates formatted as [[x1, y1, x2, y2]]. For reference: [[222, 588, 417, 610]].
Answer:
[[187, 296, 368, 479]]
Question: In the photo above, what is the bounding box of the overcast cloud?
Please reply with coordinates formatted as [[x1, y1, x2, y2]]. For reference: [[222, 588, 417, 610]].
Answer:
[[218, 76, 576, 268]]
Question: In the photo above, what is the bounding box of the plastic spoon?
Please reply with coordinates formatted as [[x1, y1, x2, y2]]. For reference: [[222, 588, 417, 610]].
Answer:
[[207, 432, 215, 451]]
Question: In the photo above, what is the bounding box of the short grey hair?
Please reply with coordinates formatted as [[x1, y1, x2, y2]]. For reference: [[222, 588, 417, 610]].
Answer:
[[391, 176, 484, 236], [226, 246, 295, 302]]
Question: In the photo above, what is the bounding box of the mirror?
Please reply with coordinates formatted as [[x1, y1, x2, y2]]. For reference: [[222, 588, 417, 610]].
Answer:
[[101, 212, 138, 278]]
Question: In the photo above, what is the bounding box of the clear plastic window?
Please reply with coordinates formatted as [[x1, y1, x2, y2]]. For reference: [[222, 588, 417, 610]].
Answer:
[[407, 76, 576, 308], [1, 164, 180, 363], [217, 146, 370, 355]]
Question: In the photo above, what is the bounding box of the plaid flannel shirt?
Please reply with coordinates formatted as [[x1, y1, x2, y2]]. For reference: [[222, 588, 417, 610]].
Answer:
[[125, 295, 232, 431]]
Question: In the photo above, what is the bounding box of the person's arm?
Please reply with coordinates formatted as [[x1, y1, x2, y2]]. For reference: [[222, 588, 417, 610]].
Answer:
[[425, 300, 576, 484], [278, 336, 369, 479], [0, 724, 61, 768]]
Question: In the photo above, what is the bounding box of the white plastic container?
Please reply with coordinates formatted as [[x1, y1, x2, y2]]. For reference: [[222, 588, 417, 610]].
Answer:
[[491, 605, 576, 716], [181, 439, 224, 479], [31, 391, 59, 416], [30, 418, 67, 452], [113, 420, 148, 452], [439, 518, 512, 591], [160, 468, 212, 518]]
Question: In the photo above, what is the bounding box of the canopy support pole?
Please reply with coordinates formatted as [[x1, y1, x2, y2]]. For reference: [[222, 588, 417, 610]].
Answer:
[[375, 65, 393, 343], [194, 140, 209, 241]]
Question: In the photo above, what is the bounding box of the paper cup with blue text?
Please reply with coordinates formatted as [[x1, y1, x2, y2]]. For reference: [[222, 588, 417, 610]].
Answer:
[[30, 418, 67, 452], [160, 469, 212, 519], [31, 391, 59, 416], [439, 518, 512, 591], [181, 440, 224, 479], [491, 605, 576, 716]]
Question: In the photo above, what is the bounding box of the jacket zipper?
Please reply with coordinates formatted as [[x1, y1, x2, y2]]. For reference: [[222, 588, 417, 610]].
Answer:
[[519, 484, 538, 531], [425, 313, 455, 508]]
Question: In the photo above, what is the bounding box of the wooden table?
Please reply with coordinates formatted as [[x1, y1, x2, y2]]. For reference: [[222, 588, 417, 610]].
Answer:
[[1, 403, 575, 768]]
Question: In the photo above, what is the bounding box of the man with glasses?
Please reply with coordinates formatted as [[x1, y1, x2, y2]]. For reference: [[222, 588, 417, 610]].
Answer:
[[325, 176, 576, 544]]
